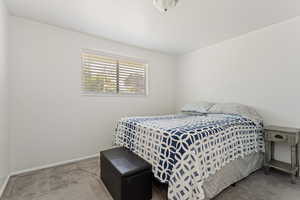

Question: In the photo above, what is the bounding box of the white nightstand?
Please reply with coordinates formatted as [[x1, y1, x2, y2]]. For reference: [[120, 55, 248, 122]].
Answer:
[[264, 125, 300, 184]]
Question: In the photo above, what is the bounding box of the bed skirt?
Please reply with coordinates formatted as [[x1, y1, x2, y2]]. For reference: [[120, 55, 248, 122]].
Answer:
[[202, 152, 264, 200]]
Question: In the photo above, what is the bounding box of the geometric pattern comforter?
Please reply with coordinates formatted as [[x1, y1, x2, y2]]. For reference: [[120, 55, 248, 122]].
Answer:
[[114, 113, 264, 200]]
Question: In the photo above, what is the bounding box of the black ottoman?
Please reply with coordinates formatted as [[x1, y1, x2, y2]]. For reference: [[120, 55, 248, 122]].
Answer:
[[100, 147, 152, 200]]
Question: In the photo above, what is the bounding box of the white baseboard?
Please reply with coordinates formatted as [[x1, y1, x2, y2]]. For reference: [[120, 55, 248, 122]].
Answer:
[[0, 175, 10, 198], [10, 153, 99, 176]]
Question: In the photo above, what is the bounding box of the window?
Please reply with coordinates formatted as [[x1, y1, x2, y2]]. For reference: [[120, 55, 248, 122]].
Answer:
[[81, 50, 147, 96]]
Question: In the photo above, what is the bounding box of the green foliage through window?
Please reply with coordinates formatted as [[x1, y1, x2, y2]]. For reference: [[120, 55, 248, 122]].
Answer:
[[81, 51, 146, 95]]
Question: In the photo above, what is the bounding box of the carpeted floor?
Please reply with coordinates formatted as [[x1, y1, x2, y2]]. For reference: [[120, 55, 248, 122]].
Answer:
[[1, 157, 300, 200]]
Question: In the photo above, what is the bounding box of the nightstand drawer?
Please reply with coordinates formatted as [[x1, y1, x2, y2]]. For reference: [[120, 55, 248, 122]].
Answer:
[[266, 131, 288, 142], [265, 131, 298, 145]]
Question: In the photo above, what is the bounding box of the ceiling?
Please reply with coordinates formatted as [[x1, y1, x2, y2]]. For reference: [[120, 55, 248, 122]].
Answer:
[[5, 0, 300, 55]]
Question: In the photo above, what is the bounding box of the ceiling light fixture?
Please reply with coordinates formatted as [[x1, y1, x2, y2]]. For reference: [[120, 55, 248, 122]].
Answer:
[[153, 0, 179, 13]]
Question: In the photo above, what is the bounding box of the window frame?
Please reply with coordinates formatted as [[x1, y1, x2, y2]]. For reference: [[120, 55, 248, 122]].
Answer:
[[81, 49, 149, 97]]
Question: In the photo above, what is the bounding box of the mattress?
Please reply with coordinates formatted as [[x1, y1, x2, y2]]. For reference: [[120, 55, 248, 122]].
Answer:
[[114, 113, 264, 200]]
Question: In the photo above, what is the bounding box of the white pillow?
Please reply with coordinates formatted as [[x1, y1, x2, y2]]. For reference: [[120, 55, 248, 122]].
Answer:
[[181, 101, 215, 113], [208, 103, 262, 121]]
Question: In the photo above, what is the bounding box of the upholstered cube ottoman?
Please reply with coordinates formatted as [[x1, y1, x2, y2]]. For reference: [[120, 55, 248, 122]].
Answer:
[[100, 147, 152, 200]]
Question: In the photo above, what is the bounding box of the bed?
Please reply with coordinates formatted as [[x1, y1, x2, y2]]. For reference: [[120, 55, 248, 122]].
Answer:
[[114, 103, 264, 200]]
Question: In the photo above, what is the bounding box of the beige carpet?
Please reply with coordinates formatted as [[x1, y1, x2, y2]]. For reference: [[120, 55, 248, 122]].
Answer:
[[1, 157, 300, 200]]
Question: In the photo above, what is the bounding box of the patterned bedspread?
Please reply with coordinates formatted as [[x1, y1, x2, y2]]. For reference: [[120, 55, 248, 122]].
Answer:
[[114, 113, 264, 200]]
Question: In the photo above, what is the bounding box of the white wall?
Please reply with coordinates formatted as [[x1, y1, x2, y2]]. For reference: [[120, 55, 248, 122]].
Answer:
[[176, 16, 300, 163], [8, 10, 300, 174], [9, 16, 176, 172], [0, 0, 9, 188]]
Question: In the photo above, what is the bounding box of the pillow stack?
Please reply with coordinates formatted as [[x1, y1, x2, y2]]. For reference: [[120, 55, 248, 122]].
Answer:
[[181, 101, 262, 122], [181, 101, 214, 114]]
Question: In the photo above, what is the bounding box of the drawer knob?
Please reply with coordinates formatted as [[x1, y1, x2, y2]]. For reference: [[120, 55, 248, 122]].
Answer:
[[275, 134, 284, 139]]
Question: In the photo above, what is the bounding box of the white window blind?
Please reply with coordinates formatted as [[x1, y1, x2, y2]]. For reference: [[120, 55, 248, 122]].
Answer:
[[81, 50, 147, 95]]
